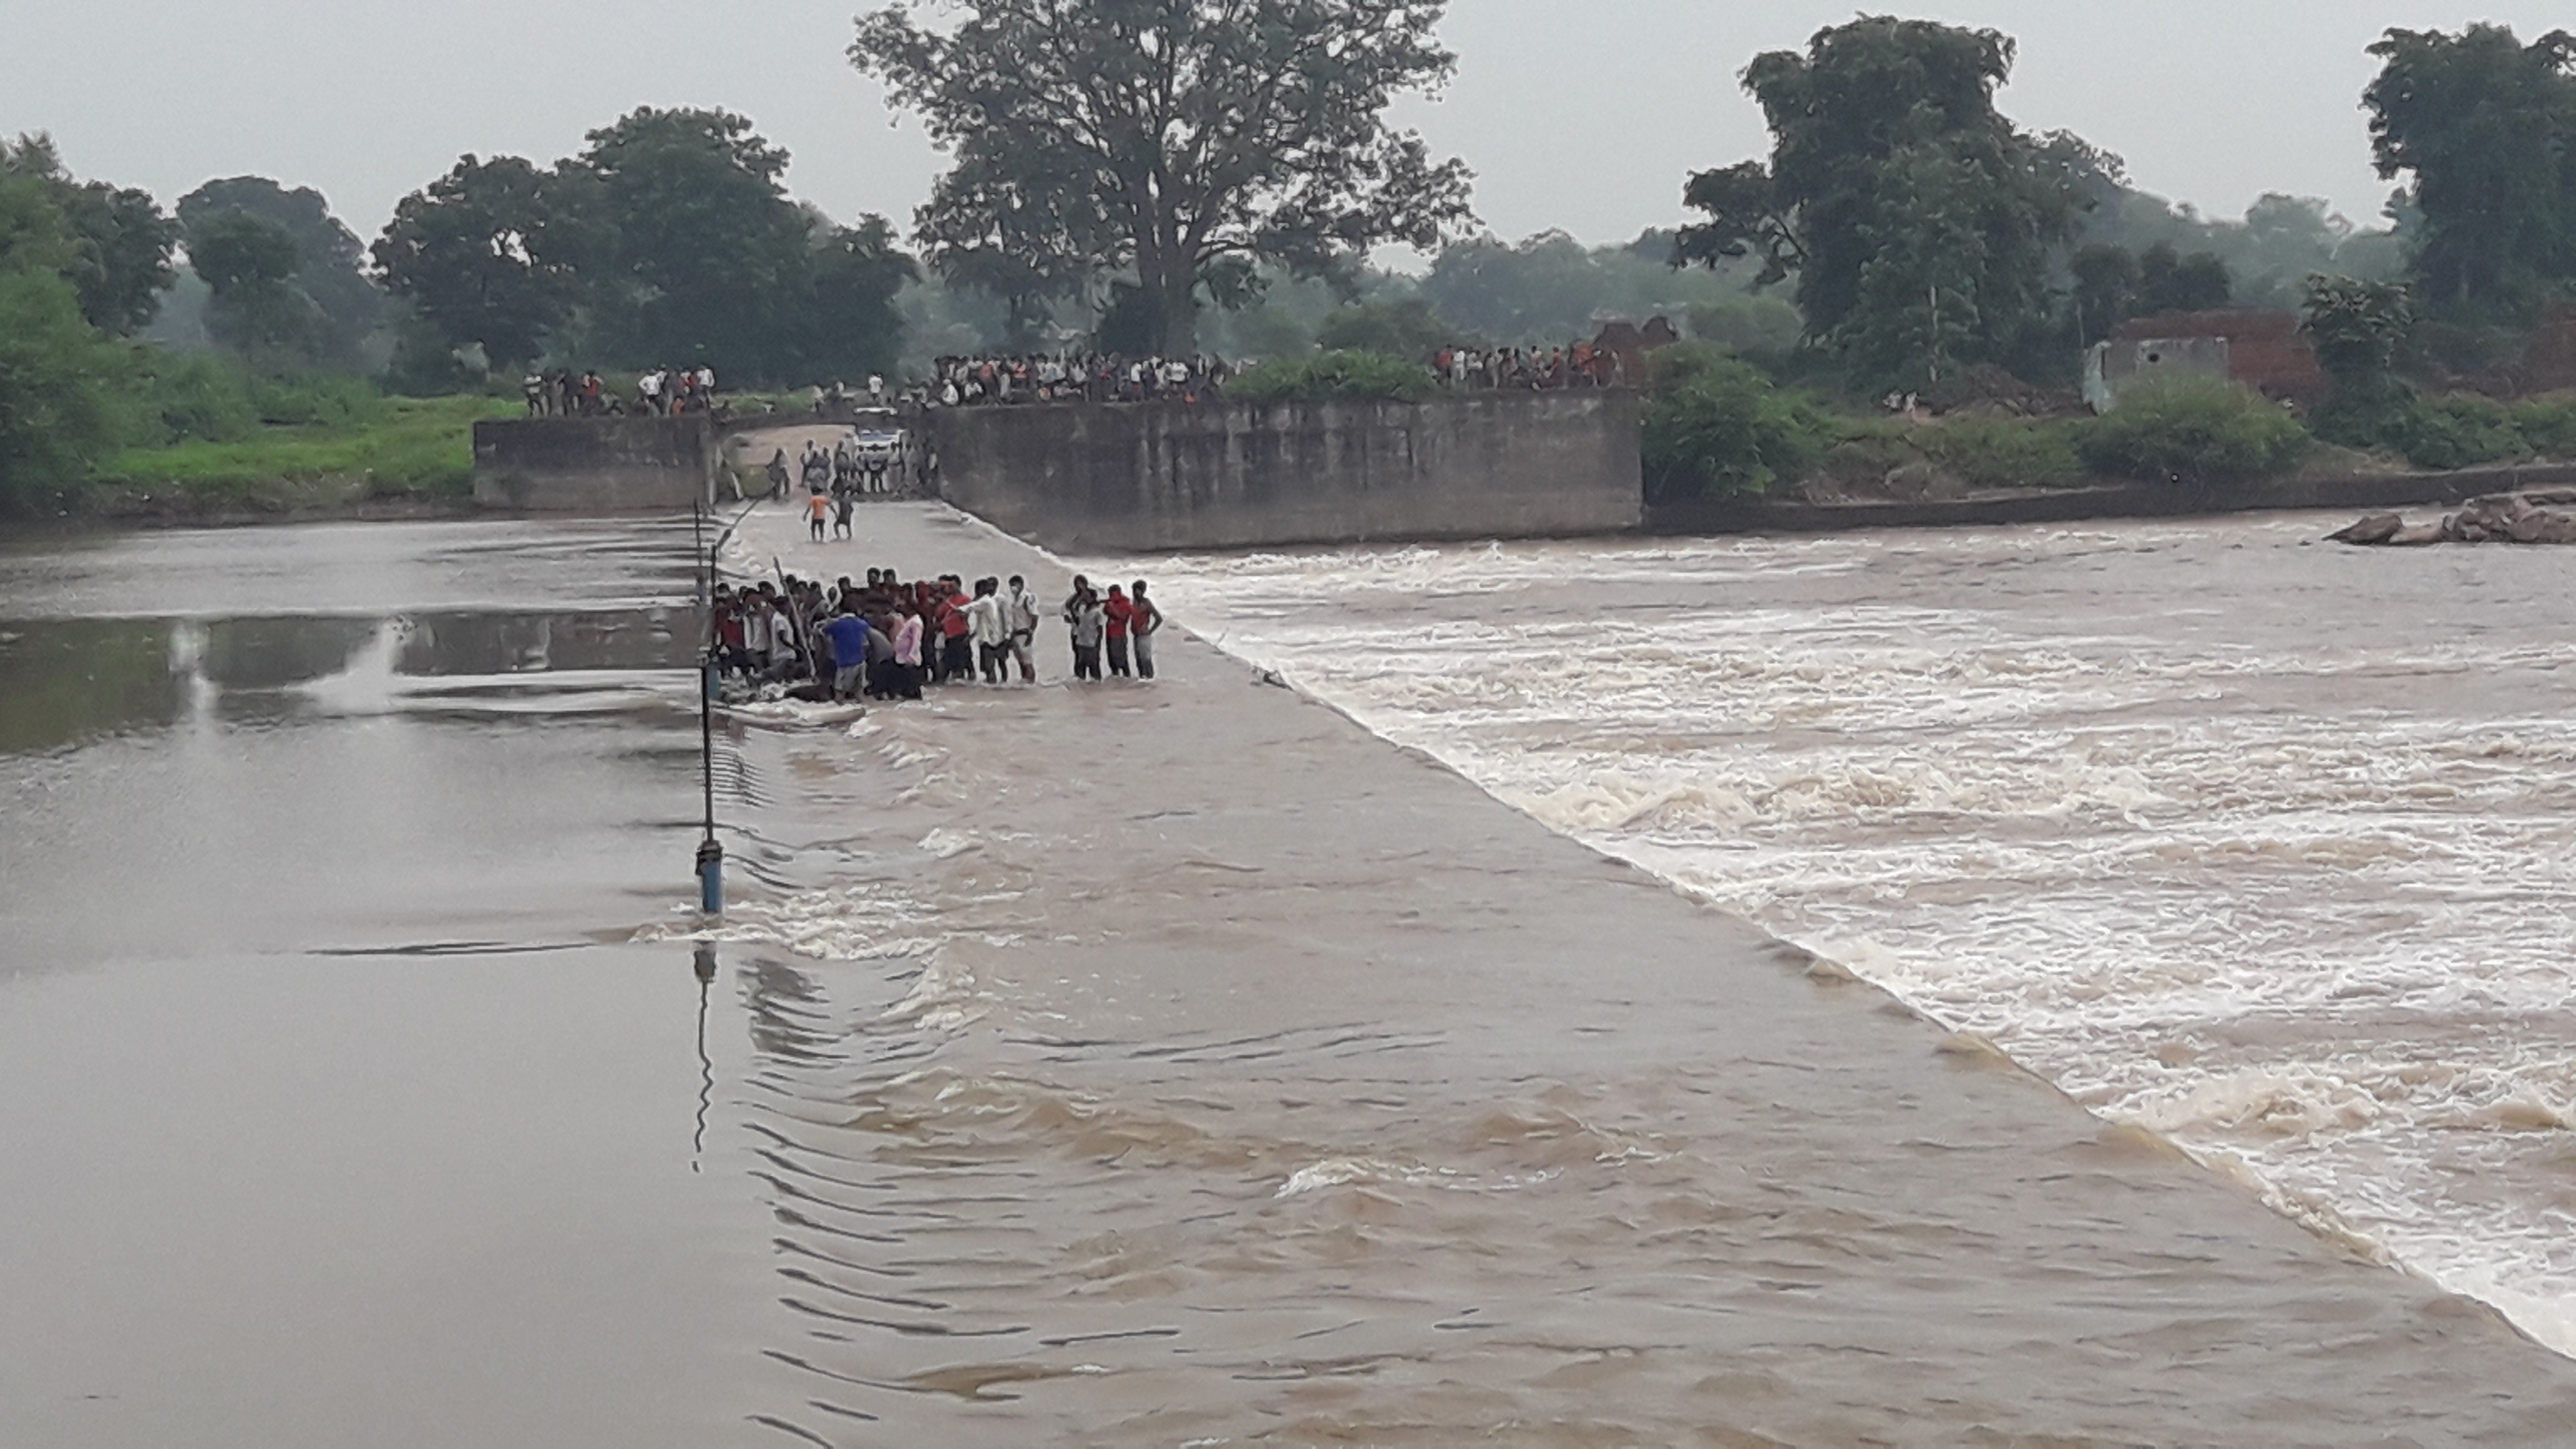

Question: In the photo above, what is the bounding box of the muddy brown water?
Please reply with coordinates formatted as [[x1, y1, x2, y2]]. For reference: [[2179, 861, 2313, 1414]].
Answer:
[[4, 506, 2574, 1446]]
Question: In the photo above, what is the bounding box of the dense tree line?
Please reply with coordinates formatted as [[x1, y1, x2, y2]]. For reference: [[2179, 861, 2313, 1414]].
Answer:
[[1659, 15, 2576, 394], [7, 9, 2576, 518], [376, 107, 915, 386]]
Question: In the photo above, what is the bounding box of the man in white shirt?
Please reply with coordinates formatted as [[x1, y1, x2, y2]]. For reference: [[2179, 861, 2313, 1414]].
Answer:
[[1004, 575, 1042, 683], [741, 590, 773, 663], [965, 578, 1010, 685]]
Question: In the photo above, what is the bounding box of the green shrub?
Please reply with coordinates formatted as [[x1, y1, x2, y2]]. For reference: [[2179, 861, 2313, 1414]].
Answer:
[[1227, 349, 1434, 403], [1813, 427, 1912, 486], [249, 371, 383, 429], [129, 356, 386, 445], [1641, 343, 1835, 500], [2512, 395, 2576, 458], [134, 350, 258, 445], [0, 268, 130, 514], [1920, 416, 2086, 489], [2078, 374, 2309, 487], [2386, 393, 2527, 470], [89, 394, 515, 507]]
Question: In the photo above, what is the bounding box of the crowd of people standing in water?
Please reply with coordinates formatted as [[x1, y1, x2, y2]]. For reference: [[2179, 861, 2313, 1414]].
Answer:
[[710, 568, 1164, 703]]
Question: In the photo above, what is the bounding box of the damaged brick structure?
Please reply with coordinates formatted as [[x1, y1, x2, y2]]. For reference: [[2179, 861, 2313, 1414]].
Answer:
[[2086, 309, 2326, 413]]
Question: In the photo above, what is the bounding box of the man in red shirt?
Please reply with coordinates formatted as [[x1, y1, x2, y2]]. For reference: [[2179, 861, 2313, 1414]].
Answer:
[[1103, 584, 1136, 678], [939, 575, 975, 684]]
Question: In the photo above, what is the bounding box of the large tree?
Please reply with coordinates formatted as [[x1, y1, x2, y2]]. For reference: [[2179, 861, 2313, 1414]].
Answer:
[[2, 134, 178, 336], [366, 111, 912, 385], [373, 155, 596, 373], [0, 172, 130, 514], [185, 209, 329, 368], [1676, 16, 2087, 387], [791, 212, 919, 382], [2364, 25, 2576, 315], [178, 177, 384, 368], [576, 107, 803, 369], [851, 0, 1476, 355], [2068, 241, 2234, 346]]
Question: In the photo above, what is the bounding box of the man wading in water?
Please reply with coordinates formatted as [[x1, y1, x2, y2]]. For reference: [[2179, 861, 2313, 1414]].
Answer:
[[1128, 580, 1164, 680], [1064, 576, 1105, 681], [1005, 575, 1041, 683], [1103, 584, 1134, 678]]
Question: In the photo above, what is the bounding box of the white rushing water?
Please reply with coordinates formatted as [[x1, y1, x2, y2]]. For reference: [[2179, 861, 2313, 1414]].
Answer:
[[1091, 515, 2576, 1356]]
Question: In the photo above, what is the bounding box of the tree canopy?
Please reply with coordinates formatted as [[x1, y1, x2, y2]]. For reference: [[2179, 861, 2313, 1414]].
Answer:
[[178, 177, 384, 369], [0, 170, 131, 514], [1677, 16, 2088, 388], [851, 0, 1476, 354], [2069, 241, 2234, 346], [2364, 24, 2576, 316], [577, 108, 807, 370], [2, 134, 178, 336], [370, 109, 915, 384], [372, 155, 593, 373]]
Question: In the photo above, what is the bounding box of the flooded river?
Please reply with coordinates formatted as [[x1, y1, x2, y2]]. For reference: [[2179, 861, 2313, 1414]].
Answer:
[[1100, 513, 2576, 1360], [0, 520, 799, 1445], [7, 507, 2576, 1446]]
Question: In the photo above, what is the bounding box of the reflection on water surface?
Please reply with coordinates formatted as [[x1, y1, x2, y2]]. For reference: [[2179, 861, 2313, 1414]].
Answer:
[[0, 607, 693, 754]]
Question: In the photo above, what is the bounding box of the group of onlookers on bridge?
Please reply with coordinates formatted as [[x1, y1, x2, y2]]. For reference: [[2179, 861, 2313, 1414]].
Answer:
[[1432, 343, 1625, 391], [928, 353, 1235, 407], [522, 366, 720, 418], [711, 568, 1164, 703]]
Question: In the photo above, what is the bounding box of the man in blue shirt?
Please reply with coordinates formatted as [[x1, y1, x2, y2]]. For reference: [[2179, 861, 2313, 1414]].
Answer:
[[821, 609, 874, 701]]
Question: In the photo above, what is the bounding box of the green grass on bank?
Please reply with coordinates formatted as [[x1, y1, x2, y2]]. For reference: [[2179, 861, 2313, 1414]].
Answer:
[[87, 394, 519, 515]]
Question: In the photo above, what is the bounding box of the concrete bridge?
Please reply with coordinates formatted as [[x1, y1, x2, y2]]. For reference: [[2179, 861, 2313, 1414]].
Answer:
[[471, 391, 1647, 550]]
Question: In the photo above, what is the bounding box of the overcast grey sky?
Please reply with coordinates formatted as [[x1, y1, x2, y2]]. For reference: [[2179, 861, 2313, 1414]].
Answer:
[[4, 1, 2568, 256]]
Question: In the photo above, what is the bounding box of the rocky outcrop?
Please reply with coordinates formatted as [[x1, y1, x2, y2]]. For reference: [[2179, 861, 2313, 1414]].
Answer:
[[2330, 489, 2576, 546]]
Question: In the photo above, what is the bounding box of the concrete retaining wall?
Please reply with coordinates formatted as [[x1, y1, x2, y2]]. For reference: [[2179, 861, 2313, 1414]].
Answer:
[[925, 392, 1642, 552], [471, 416, 716, 511]]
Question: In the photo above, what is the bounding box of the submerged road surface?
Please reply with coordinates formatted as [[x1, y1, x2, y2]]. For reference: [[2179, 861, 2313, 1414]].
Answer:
[[1, 505, 2572, 1445]]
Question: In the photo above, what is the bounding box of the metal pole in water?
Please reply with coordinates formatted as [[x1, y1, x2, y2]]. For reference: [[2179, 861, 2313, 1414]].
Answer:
[[694, 500, 724, 916], [698, 663, 723, 915]]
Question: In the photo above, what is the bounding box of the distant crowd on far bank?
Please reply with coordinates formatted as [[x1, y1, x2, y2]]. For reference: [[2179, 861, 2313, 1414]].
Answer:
[[710, 568, 1164, 705]]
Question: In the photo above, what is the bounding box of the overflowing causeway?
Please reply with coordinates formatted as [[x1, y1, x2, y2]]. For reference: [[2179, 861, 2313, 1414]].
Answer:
[[688, 502, 2576, 1443], [7, 505, 2576, 1445]]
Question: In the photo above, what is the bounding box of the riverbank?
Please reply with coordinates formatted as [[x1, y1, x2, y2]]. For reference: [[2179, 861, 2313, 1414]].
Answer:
[[698, 500, 2576, 1442], [59, 394, 518, 528]]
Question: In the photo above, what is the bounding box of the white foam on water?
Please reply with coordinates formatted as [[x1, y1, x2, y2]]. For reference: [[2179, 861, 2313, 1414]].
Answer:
[[1095, 521, 2576, 1357], [879, 945, 989, 1031], [718, 698, 868, 728], [636, 880, 944, 964], [1276, 1157, 1430, 1198], [289, 617, 414, 714]]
